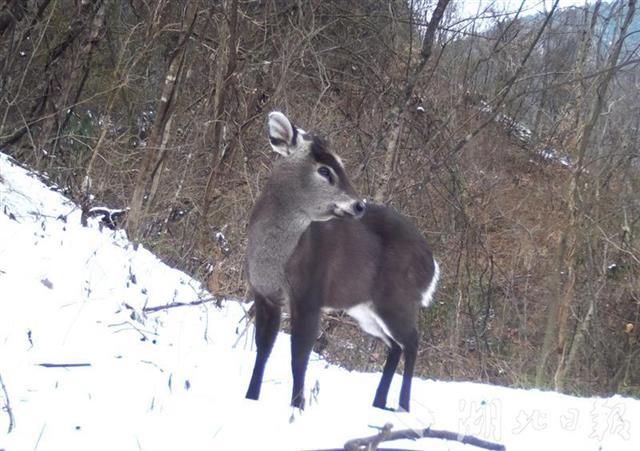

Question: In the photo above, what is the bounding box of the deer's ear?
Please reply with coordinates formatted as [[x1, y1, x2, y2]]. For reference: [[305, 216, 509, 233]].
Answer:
[[267, 111, 296, 156]]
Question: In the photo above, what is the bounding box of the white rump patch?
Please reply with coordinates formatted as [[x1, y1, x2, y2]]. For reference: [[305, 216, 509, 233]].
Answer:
[[347, 302, 394, 347], [420, 259, 440, 307]]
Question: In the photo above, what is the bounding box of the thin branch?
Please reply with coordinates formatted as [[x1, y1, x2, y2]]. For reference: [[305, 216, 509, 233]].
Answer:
[[143, 295, 246, 313], [512, 56, 640, 92], [0, 373, 15, 434], [37, 363, 92, 368], [582, 211, 640, 265]]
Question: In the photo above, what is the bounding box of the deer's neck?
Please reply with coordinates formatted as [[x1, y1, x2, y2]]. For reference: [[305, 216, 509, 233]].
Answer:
[[247, 199, 310, 302]]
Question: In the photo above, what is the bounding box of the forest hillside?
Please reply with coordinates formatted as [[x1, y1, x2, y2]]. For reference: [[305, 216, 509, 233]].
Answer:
[[1, 0, 639, 398]]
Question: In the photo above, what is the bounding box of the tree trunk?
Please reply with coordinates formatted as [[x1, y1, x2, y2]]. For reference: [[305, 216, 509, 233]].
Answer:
[[536, 0, 637, 390], [126, 3, 196, 242], [36, 1, 106, 160], [373, 0, 451, 202], [200, 0, 239, 234]]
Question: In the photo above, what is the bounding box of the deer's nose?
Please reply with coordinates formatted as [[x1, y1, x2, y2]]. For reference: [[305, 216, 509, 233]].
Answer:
[[353, 200, 366, 218]]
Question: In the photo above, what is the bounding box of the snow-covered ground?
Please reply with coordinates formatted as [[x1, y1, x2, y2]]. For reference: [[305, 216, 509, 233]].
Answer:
[[0, 151, 638, 450]]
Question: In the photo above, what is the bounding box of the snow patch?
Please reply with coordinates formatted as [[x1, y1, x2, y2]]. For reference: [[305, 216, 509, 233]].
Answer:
[[476, 102, 572, 169], [1, 151, 639, 450]]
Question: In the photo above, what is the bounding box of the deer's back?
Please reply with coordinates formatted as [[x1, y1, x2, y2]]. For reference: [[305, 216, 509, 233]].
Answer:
[[286, 203, 435, 311]]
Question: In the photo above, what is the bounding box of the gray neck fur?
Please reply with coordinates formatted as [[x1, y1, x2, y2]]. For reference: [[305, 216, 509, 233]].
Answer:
[[246, 157, 312, 303]]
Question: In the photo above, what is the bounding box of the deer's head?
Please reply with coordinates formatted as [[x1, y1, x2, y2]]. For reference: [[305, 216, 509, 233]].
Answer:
[[266, 112, 365, 222]]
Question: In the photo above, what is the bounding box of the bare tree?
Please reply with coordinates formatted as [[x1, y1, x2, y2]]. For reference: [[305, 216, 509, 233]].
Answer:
[[200, 0, 239, 235], [126, 1, 197, 241], [373, 0, 451, 202], [536, 0, 637, 389]]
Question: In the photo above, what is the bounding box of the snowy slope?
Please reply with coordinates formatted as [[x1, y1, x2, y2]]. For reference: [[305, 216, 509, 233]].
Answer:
[[1, 151, 639, 451]]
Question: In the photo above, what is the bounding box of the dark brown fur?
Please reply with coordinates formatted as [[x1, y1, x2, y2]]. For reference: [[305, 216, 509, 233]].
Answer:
[[245, 112, 438, 412]]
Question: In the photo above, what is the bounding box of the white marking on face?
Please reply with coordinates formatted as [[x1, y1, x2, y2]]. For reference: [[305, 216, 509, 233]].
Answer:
[[347, 302, 394, 347], [421, 260, 440, 307], [333, 153, 344, 169], [332, 199, 356, 217]]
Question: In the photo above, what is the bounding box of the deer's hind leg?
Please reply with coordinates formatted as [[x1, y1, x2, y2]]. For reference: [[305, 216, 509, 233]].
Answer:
[[371, 299, 420, 412], [396, 326, 418, 412]]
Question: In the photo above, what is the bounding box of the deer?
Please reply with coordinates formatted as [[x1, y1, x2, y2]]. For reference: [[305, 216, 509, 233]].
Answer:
[[244, 112, 439, 412]]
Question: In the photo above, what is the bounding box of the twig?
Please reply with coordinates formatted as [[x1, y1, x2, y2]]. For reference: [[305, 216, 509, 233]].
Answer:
[[232, 303, 254, 349], [0, 373, 15, 434], [142, 295, 246, 313], [34, 422, 46, 451], [343, 423, 506, 451], [36, 363, 92, 368]]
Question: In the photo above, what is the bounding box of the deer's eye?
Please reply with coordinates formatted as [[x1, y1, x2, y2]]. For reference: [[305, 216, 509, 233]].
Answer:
[[317, 166, 333, 183]]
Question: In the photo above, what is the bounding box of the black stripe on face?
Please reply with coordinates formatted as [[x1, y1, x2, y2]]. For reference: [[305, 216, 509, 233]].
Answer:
[[269, 136, 288, 147], [310, 136, 350, 188]]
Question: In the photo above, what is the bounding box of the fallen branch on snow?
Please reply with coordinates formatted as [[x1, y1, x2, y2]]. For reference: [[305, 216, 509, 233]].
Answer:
[[142, 295, 246, 313], [341, 422, 506, 451], [0, 373, 15, 434], [36, 363, 92, 368]]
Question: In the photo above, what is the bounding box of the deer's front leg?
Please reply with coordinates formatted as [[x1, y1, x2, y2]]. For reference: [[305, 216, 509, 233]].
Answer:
[[246, 295, 281, 400], [290, 299, 321, 409]]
